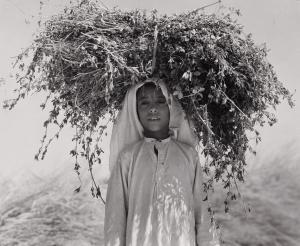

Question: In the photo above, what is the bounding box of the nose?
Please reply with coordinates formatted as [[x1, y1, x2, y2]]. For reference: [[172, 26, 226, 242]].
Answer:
[[149, 107, 158, 114]]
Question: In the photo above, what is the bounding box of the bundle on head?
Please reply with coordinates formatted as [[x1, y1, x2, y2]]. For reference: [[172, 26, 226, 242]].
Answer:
[[5, 1, 293, 204]]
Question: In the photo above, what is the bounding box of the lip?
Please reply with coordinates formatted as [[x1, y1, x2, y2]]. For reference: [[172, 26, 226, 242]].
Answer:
[[148, 116, 160, 121]]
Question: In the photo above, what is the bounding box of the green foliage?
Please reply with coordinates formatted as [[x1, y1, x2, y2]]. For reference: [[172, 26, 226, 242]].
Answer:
[[3, 1, 294, 206]]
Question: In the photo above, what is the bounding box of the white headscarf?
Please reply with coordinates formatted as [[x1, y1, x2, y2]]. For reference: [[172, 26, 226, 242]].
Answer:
[[109, 78, 198, 172]]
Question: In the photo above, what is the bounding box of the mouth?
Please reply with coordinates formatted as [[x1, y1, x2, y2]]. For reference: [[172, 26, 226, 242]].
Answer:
[[148, 116, 160, 121]]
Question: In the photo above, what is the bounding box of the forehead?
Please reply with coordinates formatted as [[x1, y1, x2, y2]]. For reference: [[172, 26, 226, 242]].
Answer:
[[136, 84, 165, 100]]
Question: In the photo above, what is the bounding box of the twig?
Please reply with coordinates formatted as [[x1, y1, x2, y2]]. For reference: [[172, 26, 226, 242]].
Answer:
[[189, 0, 222, 15], [35, 123, 49, 160], [218, 89, 252, 123], [86, 130, 106, 204], [73, 70, 98, 80], [233, 174, 251, 217], [151, 25, 158, 75], [60, 56, 81, 65], [192, 100, 216, 137], [74, 91, 89, 114], [37, 125, 64, 160], [74, 125, 82, 190], [5, 0, 28, 17]]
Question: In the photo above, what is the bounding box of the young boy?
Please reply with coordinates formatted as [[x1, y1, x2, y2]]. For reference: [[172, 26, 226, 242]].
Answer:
[[105, 79, 214, 246]]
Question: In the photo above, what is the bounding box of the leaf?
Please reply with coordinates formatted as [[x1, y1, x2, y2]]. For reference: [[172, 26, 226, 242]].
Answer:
[[74, 186, 81, 193], [182, 70, 192, 81], [70, 149, 77, 156], [173, 90, 183, 99], [193, 71, 201, 76]]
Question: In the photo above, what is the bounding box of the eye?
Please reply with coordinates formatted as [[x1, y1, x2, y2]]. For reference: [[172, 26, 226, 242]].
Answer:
[[157, 98, 166, 104], [139, 100, 149, 106]]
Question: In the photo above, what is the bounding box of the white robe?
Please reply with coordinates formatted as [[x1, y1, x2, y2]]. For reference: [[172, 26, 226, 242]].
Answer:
[[104, 137, 213, 246]]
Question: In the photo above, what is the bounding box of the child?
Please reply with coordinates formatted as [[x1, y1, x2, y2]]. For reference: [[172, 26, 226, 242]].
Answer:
[[104, 78, 214, 246]]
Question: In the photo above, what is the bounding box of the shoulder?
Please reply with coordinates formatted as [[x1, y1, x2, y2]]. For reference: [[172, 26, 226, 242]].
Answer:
[[118, 139, 145, 160], [170, 138, 197, 156], [170, 138, 199, 165], [113, 140, 145, 176]]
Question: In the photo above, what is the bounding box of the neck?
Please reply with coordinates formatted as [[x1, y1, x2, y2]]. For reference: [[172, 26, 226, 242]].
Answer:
[[143, 130, 170, 140]]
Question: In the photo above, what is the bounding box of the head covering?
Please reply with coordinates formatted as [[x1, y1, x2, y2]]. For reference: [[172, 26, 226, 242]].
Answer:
[[109, 78, 198, 172]]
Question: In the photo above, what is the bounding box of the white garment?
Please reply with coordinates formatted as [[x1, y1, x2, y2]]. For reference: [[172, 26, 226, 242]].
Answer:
[[105, 137, 212, 246]]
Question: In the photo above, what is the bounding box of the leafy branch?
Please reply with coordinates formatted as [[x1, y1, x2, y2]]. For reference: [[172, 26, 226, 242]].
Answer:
[[3, 1, 294, 210]]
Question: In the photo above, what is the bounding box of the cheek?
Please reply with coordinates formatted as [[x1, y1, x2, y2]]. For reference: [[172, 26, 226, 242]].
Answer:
[[161, 107, 170, 122], [137, 107, 147, 121]]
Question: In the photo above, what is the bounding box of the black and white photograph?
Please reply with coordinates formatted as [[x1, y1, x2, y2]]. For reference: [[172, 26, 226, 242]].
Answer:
[[0, 0, 299, 245]]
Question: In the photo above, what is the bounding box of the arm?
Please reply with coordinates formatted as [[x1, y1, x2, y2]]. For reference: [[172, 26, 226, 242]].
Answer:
[[192, 150, 219, 246], [104, 152, 129, 246]]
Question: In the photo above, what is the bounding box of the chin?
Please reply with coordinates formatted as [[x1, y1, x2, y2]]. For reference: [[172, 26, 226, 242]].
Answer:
[[146, 126, 167, 132]]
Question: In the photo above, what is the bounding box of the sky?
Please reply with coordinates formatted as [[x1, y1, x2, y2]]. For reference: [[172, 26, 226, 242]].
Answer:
[[0, 0, 299, 180]]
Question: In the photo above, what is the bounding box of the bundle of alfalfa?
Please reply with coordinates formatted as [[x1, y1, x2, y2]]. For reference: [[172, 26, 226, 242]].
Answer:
[[5, 1, 293, 204]]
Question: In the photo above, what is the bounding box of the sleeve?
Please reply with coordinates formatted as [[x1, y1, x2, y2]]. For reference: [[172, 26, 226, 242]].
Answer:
[[192, 150, 220, 246], [104, 152, 129, 246]]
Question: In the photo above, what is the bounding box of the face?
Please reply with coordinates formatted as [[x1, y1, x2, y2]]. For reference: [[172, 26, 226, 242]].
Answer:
[[137, 83, 170, 140]]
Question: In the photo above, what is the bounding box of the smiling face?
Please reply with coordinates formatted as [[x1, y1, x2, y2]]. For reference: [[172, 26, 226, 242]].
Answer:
[[136, 83, 170, 140]]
